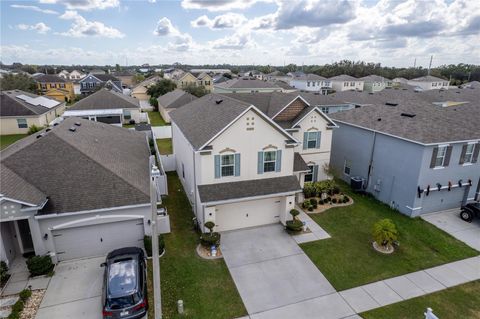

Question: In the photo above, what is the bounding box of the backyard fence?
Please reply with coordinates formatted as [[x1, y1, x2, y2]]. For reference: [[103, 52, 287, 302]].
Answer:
[[152, 126, 172, 139], [160, 154, 176, 172]]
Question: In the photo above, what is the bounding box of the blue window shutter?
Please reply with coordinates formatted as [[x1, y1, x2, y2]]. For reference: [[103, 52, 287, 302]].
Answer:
[[257, 152, 264, 174], [276, 150, 282, 172], [313, 165, 319, 182], [316, 132, 321, 149], [303, 132, 308, 150], [234, 153, 240, 176], [214, 155, 220, 178]]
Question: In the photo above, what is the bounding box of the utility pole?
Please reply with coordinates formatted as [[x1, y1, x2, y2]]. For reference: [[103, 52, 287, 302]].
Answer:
[[413, 58, 416, 68], [150, 162, 162, 318], [428, 55, 433, 75]]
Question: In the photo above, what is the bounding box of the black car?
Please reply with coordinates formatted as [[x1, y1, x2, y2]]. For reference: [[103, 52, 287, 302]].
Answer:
[[460, 202, 480, 222], [102, 247, 148, 319]]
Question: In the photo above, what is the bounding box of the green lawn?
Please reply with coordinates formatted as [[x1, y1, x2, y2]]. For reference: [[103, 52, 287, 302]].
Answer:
[[147, 111, 168, 126], [122, 123, 136, 128], [362, 280, 480, 319], [301, 182, 478, 291], [148, 173, 246, 319], [0, 134, 28, 150], [156, 138, 173, 155]]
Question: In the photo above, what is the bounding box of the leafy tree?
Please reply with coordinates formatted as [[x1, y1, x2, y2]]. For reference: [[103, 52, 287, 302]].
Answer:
[[223, 73, 232, 79], [133, 74, 145, 84], [0, 73, 37, 93], [115, 64, 121, 72], [183, 84, 208, 97], [149, 96, 159, 111], [146, 79, 176, 99], [372, 219, 398, 248]]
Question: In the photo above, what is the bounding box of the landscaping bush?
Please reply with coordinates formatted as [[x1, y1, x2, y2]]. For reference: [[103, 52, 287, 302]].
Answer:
[[310, 198, 318, 207], [19, 289, 31, 302], [200, 232, 221, 248], [129, 119, 136, 125], [372, 219, 398, 248], [144, 235, 165, 257], [26, 255, 53, 277], [285, 219, 303, 233], [308, 206, 314, 211], [27, 125, 41, 135], [326, 196, 331, 202], [302, 199, 311, 209], [343, 195, 349, 203], [333, 186, 340, 195], [318, 199, 324, 205], [303, 183, 316, 198], [8, 311, 20, 319], [0, 261, 9, 284], [11, 300, 23, 313], [332, 198, 337, 204], [290, 209, 300, 220]]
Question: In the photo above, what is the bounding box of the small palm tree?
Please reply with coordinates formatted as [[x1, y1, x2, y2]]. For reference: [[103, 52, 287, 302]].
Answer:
[[372, 219, 398, 248]]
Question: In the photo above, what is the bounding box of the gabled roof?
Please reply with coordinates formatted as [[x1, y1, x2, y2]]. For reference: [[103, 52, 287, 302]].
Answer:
[[0, 118, 150, 214], [157, 89, 197, 109], [0, 163, 46, 207], [69, 88, 139, 110], [220, 92, 301, 117], [410, 75, 447, 82], [132, 75, 161, 90], [0, 90, 62, 117], [80, 73, 120, 83], [293, 153, 309, 172], [293, 74, 326, 81], [215, 78, 282, 90], [328, 74, 360, 81], [36, 74, 67, 83], [359, 75, 389, 82]]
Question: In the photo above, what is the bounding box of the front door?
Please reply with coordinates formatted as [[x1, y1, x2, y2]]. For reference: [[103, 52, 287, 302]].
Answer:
[[17, 219, 34, 253]]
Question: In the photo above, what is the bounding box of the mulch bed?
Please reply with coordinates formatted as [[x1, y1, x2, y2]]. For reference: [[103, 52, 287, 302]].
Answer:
[[196, 244, 223, 260]]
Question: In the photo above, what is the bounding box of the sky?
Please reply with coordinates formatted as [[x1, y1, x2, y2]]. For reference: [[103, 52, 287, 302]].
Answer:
[[0, 0, 479, 68]]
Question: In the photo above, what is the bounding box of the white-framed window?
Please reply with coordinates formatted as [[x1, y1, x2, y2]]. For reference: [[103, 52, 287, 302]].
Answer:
[[307, 131, 318, 149], [435, 145, 448, 167], [304, 165, 314, 182], [263, 150, 276, 172], [307, 81, 310, 87], [343, 82, 348, 87], [312, 82, 316, 87], [463, 143, 475, 164], [17, 118, 27, 128], [344, 159, 351, 175], [350, 82, 355, 86], [220, 154, 235, 177], [321, 107, 329, 114], [124, 110, 131, 120]]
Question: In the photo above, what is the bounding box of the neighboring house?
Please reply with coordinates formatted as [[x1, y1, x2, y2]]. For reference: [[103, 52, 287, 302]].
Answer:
[[58, 70, 70, 79], [0, 90, 66, 135], [190, 68, 231, 75], [329, 97, 480, 217], [90, 69, 106, 75], [171, 71, 213, 92], [289, 74, 332, 94], [157, 89, 197, 123], [131, 76, 161, 101], [266, 71, 289, 82], [270, 80, 297, 93], [298, 92, 356, 114], [243, 70, 265, 80], [169, 93, 337, 232], [360, 75, 392, 93], [329, 74, 364, 92], [407, 75, 449, 91], [212, 75, 230, 84], [214, 78, 283, 93], [68, 70, 85, 80], [79, 73, 123, 95], [113, 71, 136, 88], [36, 74, 75, 102], [0, 118, 153, 265], [192, 72, 213, 92], [461, 81, 480, 89], [63, 88, 141, 126]]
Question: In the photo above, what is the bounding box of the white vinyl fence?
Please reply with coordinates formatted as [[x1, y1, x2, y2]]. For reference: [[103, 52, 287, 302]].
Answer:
[[152, 126, 172, 139], [160, 154, 176, 172]]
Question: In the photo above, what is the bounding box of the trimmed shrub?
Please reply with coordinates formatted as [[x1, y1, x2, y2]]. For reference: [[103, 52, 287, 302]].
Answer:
[[332, 198, 337, 204], [11, 300, 24, 313], [326, 196, 331, 202], [26, 255, 53, 277], [27, 125, 41, 135], [333, 186, 341, 195], [144, 235, 165, 257], [0, 261, 8, 284], [204, 221, 215, 233], [303, 183, 316, 198], [308, 206, 314, 211], [343, 195, 349, 203], [318, 199, 324, 205], [310, 198, 317, 206], [129, 119, 136, 125], [286, 219, 303, 233], [200, 232, 221, 248], [290, 209, 300, 220], [302, 200, 311, 209], [19, 289, 31, 302]]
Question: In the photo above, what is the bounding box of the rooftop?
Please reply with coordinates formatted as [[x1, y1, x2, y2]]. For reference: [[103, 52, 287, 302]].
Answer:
[[328, 74, 360, 82], [293, 74, 326, 81], [157, 89, 198, 109], [0, 90, 62, 117], [35, 74, 67, 83], [69, 88, 139, 110], [214, 78, 282, 90], [410, 75, 448, 82]]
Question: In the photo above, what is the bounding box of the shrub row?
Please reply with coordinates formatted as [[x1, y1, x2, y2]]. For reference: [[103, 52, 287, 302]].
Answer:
[[302, 195, 350, 209], [200, 232, 221, 248], [303, 180, 340, 198], [144, 235, 165, 257], [8, 289, 32, 319]]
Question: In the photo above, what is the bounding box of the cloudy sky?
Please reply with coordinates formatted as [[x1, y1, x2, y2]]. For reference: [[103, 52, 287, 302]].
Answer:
[[1, 0, 479, 67]]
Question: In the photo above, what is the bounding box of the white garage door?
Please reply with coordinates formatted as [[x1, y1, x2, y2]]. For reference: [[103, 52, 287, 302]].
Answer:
[[421, 187, 466, 214], [215, 197, 282, 232], [52, 219, 144, 261]]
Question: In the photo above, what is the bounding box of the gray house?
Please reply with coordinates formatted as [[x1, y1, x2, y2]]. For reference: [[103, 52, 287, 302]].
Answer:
[[79, 73, 123, 95], [330, 95, 480, 217]]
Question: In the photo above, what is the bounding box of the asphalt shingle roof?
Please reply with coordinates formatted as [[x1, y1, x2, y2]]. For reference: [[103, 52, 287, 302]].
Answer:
[[0, 90, 62, 117], [328, 74, 361, 81], [0, 118, 150, 214], [410, 75, 447, 82], [69, 88, 139, 110], [35, 74, 67, 83], [293, 153, 309, 172], [197, 175, 301, 203], [293, 74, 326, 81], [0, 163, 46, 206], [157, 89, 198, 109], [215, 78, 282, 89]]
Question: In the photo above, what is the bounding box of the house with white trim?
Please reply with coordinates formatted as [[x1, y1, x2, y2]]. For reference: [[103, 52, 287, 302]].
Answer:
[[407, 75, 450, 91], [169, 93, 337, 232], [329, 74, 364, 92], [0, 118, 156, 265], [289, 74, 332, 94]]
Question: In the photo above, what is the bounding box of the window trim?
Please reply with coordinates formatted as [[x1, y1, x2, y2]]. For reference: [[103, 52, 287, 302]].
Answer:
[[306, 131, 318, 149], [263, 150, 277, 173], [344, 159, 351, 176], [463, 143, 475, 164], [17, 118, 28, 129], [304, 165, 314, 182], [434, 145, 448, 167], [220, 153, 235, 177]]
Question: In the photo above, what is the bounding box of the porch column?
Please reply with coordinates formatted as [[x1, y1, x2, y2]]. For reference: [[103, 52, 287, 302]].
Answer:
[[28, 217, 47, 256]]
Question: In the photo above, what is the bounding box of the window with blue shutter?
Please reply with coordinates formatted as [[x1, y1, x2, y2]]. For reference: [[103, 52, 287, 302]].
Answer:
[[316, 132, 321, 149], [305, 131, 320, 149], [257, 151, 264, 174], [214, 155, 220, 178], [234, 153, 240, 176], [303, 132, 308, 150], [275, 150, 282, 172]]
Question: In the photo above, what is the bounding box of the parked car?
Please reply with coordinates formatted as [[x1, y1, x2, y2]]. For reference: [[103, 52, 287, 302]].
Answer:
[[460, 202, 480, 222], [101, 247, 148, 319]]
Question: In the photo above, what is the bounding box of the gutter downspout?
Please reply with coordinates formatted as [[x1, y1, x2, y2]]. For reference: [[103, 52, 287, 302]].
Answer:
[[366, 131, 377, 189]]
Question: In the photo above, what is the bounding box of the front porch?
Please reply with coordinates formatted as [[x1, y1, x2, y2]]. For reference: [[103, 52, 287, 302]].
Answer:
[[0, 219, 36, 267]]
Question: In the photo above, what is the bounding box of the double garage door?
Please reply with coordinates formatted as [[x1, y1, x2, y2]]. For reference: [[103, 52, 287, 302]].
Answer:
[[421, 187, 467, 214], [215, 197, 282, 232], [52, 219, 144, 261]]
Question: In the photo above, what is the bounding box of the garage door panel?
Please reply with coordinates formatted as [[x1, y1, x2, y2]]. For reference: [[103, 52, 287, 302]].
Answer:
[[53, 219, 144, 261], [421, 188, 466, 214], [216, 197, 282, 232]]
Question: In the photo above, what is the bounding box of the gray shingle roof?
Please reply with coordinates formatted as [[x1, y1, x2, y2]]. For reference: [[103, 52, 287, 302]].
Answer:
[[132, 75, 161, 90], [0, 163, 46, 206], [1, 118, 150, 214], [0, 90, 63, 117], [157, 89, 198, 109], [359, 75, 389, 82], [197, 175, 301, 203], [293, 153, 309, 172], [220, 92, 300, 117], [69, 88, 139, 110], [215, 78, 282, 89], [169, 94, 251, 150], [294, 74, 326, 81], [35, 74, 67, 83], [328, 74, 360, 81], [410, 75, 447, 82]]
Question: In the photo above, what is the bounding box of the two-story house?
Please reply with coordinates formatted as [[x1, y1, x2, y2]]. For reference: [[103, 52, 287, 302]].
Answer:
[[360, 75, 392, 93], [214, 78, 283, 93], [170, 71, 213, 92], [407, 75, 450, 91], [36, 74, 75, 102], [79, 73, 123, 95], [329, 74, 364, 92], [289, 74, 332, 94], [330, 96, 480, 217], [170, 93, 337, 232]]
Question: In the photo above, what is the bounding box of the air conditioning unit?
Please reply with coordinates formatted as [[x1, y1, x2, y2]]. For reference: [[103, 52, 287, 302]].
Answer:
[[350, 176, 365, 191]]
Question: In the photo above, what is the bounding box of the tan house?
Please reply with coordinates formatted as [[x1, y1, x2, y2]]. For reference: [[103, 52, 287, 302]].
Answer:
[[131, 76, 161, 101], [36, 74, 75, 102], [0, 90, 66, 135], [171, 71, 213, 92], [157, 89, 198, 123]]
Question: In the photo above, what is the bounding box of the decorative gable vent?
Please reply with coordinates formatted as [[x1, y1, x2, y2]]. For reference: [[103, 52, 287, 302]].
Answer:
[[246, 116, 254, 131]]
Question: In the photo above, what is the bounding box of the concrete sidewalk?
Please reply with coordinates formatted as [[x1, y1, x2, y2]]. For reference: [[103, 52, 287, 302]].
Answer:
[[339, 256, 480, 314], [291, 209, 331, 244]]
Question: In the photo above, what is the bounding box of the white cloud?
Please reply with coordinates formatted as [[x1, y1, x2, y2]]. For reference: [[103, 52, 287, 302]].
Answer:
[[209, 32, 253, 50], [191, 13, 247, 29], [16, 23, 51, 34], [39, 0, 119, 11], [58, 10, 124, 38], [10, 5, 58, 15], [153, 17, 195, 52], [153, 17, 180, 36], [181, 0, 271, 12]]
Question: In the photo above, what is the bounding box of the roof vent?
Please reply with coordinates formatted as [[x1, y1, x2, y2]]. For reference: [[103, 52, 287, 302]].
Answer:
[[36, 133, 45, 139], [401, 113, 416, 118], [69, 126, 76, 132], [368, 92, 374, 95], [215, 99, 223, 104], [377, 118, 381, 121], [45, 128, 51, 132], [74, 122, 81, 126], [385, 102, 398, 106]]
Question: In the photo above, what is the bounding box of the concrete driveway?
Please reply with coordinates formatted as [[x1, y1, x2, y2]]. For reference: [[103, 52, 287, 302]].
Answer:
[[422, 208, 480, 251], [221, 224, 354, 318], [35, 257, 105, 319]]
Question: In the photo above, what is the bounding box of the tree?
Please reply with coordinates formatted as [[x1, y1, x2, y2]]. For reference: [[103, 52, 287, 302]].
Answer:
[[223, 73, 232, 79], [372, 219, 398, 248], [133, 74, 145, 84], [0, 74, 37, 93], [146, 79, 176, 99], [183, 84, 208, 97], [115, 64, 121, 72]]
